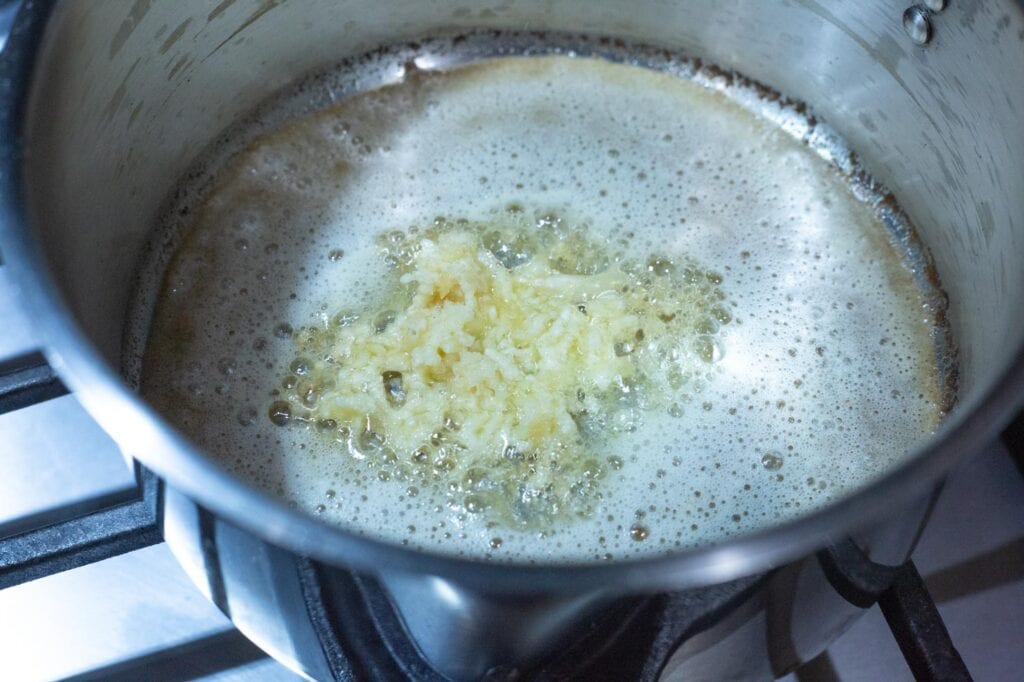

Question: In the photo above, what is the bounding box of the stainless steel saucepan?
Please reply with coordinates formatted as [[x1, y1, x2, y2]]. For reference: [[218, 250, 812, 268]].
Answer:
[[2, 1, 1023, 679]]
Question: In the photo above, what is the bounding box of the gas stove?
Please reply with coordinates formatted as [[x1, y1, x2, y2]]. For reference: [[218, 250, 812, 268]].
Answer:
[[2, 4, 1024, 679], [2, 249, 1024, 682]]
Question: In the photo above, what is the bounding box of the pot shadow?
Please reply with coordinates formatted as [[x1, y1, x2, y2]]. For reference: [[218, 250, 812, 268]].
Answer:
[[792, 651, 840, 682], [923, 537, 1024, 603]]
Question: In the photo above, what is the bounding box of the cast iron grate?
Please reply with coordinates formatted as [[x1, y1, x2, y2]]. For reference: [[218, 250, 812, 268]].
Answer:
[[0, 348, 978, 681], [0, 354, 162, 590]]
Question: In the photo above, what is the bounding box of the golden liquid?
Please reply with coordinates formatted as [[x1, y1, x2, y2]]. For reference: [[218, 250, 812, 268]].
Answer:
[[271, 209, 733, 531], [141, 54, 948, 562]]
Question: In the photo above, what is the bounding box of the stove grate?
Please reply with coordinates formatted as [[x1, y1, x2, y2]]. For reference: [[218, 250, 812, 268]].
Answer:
[[0, 352, 982, 681]]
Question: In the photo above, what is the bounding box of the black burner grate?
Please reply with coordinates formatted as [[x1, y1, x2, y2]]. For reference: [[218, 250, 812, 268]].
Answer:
[[0, 350, 983, 681], [1001, 411, 1024, 480], [0, 354, 163, 589]]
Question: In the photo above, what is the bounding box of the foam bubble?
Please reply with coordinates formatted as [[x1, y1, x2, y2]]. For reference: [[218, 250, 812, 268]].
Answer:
[[140, 50, 949, 563]]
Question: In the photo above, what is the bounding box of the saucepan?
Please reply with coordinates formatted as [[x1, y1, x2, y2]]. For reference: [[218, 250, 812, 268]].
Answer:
[[2, 1, 1023, 679]]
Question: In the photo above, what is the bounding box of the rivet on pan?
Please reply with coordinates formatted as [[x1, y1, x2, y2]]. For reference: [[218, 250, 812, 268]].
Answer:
[[903, 6, 933, 46], [924, 0, 947, 11]]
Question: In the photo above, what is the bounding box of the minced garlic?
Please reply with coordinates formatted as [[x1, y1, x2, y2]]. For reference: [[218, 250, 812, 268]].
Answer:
[[273, 210, 731, 528]]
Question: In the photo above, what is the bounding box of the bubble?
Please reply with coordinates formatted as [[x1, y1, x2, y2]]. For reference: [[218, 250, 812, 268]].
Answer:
[[464, 494, 487, 513], [613, 341, 634, 357], [373, 310, 396, 333], [217, 358, 236, 376], [237, 407, 258, 426], [316, 418, 338, 431], [268, 401, 292, 426], [274, 323, 294, 338], [300, 385, 320, 408], [629, 524, 649, 541], [693, 336, 723, 363], [382, 370, 406, 406], [332, 312, 359, 327], [647, 256, 675, 276], [328, 249, 345, 261], [761, 452, 784, 470]]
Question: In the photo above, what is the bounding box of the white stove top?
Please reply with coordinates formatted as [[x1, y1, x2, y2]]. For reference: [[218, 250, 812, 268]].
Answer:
[[1, 251, 1023, 681]]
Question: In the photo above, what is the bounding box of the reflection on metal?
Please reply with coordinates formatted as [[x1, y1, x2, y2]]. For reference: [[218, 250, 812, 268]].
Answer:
[[0, 1, 19, 54], [376, 570, 617, 680], [0, 545, 243, 681], [0, 393, 135, 537], [903, 6, 933, 46], [0, 268, 36, 360]]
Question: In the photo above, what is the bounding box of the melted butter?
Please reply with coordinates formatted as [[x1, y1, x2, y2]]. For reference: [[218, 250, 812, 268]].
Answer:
[[274, 210, 730, 528], [140, 50, 950, 562]]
